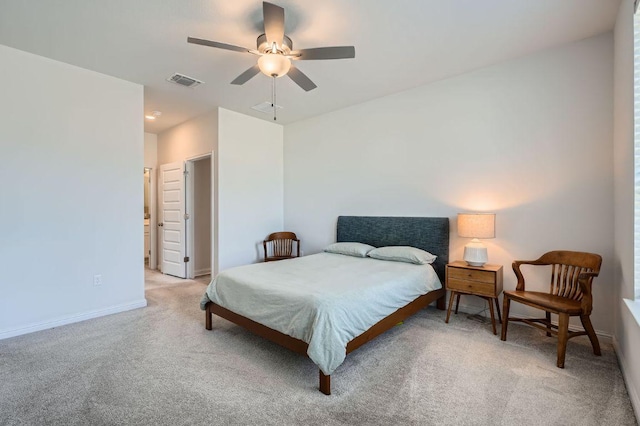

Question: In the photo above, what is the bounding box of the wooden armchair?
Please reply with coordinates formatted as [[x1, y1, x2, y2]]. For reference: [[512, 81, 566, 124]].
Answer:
[[263, 232, 300, 262], [500, 250, 602, 368]]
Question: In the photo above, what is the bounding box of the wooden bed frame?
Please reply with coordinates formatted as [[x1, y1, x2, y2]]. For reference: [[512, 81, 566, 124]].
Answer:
[[204, 216, 449, 395]]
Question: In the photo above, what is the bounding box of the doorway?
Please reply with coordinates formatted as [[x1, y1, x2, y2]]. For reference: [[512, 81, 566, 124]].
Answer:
[[186, 155, 213, 278], [157, 153, 214, 279], [143, 167, 156, 270]]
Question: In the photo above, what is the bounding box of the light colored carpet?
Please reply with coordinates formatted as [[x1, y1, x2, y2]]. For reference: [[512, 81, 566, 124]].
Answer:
[[0, 269, 636, 426]]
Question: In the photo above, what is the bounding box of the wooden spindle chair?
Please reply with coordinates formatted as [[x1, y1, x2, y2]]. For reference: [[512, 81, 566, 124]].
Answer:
[[263, 232, 300, 262], [500, 250, 602, 368]]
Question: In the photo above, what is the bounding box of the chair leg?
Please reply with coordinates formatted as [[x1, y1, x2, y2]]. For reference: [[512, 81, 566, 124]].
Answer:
[[557, 313, 569, 368], [580, 314, 601, 356], [545, 312, 552, 337], [500, 296, 510, 341]]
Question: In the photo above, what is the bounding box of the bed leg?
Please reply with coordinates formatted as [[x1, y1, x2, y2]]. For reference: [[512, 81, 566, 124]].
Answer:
[[319, 370, 331, 395], [436, 294, 446, 310], [205, 304, 212, 330]]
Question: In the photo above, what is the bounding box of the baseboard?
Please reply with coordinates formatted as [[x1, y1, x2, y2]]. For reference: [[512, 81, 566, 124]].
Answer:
[[452, 300, 613, 342], [0, 299, 148, 341], [613, 336, 640, 421], [194, 268, 211, 277]]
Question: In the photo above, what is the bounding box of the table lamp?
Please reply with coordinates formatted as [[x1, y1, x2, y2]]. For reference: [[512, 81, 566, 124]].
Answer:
[[457, 213, 495, 267]]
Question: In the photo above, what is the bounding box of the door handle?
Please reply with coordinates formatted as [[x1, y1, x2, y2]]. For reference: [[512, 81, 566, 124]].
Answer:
[[158, 222, 164, 227]]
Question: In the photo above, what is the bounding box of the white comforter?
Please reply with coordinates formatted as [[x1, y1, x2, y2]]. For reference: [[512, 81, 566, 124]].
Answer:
[[202, 252, 441, 375]]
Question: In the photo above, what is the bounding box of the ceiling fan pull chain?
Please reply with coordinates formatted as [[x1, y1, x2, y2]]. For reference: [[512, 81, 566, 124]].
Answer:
[[272, 75, 277, 121]]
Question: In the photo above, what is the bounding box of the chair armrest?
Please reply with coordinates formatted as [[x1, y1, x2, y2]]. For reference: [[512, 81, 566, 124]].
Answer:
[[577, 271, 599, 314], [577, 272, 599, 296], [512, 254, 557, 291], [577, 272, 599, 292], [512, 259, 548, 291]]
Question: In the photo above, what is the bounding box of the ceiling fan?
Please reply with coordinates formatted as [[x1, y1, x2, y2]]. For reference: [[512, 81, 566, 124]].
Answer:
[[187, 1, 355, 92]]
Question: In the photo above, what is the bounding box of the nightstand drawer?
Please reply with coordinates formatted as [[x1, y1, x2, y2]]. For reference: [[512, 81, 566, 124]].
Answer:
[[447, 267, 495, 284], [447, 277, 495, 296]]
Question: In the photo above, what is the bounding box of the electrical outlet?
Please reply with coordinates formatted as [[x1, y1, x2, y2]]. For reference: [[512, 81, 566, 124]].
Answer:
[[93, 275, 102, 286]]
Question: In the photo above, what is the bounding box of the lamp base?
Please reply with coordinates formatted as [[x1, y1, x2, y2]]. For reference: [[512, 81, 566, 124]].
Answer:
[[463, 239, 488, 267]]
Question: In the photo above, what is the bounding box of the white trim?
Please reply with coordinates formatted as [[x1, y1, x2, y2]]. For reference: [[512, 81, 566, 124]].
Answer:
[[185, 151, 215, 279], [185, 152, 212, 162], [211, 151, 217, 277], [613, 336, 640, 420], [149, 167, 157, 270], [194, 268, 212, 277], [0, 299, 148, 340], [634, 11, 640, 298], [625, 298, 640, 327], [185, 159, 195, 279]]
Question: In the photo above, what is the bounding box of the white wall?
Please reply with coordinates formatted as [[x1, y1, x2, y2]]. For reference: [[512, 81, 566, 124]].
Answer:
[[613, 0, 640, 418], [144, 132, 157, 169], [157, 110, 217, 274], [156, 108, 284, 274], [157, 111, 217, 166], [0, 45, 145, 339], [284, 34, 614, 335], [218, 108, 284, 270]]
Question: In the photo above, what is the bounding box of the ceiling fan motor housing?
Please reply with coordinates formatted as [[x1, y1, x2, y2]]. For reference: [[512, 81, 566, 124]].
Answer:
[[257, 33, 292, 54]]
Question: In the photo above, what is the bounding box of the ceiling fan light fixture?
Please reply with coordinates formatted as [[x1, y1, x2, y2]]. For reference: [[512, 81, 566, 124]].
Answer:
[[258, 53, 291, 78]]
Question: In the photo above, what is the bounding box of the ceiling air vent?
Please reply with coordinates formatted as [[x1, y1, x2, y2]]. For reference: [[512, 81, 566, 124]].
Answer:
[[251, 101, 283, 114], [167, 73, 203, 88]]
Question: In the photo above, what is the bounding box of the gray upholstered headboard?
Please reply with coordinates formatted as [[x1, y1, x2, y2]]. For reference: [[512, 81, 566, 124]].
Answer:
[[336, 216, 450, 282]]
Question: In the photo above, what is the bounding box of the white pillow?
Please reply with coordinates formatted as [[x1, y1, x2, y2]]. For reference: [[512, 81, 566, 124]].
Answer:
[[324, 242, 376, 258], [367, 246, 437, 265]]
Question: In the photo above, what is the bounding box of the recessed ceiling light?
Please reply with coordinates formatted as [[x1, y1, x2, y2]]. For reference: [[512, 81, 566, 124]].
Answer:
[[145, 111, 162, 120]]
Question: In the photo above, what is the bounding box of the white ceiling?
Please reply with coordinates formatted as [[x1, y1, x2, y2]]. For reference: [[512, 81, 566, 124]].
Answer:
[[0, 0, 621, 134]]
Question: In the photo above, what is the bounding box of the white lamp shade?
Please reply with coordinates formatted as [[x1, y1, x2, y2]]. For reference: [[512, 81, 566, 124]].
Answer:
[[258, 54, 291, 78], [458, 213, 495, 266], [457, 213, 495, 239]]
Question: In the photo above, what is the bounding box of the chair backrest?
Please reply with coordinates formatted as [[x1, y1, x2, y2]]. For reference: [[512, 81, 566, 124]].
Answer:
[[263, 232, 299, 259], [537, 251, 602, 301]]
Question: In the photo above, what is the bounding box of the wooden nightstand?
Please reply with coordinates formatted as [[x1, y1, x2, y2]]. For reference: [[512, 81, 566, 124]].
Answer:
[[445, 261, 504, 335]]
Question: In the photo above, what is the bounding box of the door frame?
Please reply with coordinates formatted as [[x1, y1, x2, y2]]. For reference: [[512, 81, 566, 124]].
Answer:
[[185, 151, 215, 279], [146, 167, 158, 270]]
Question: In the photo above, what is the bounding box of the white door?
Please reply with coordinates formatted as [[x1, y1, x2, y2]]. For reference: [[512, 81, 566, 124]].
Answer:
[[160, 161, 186, 278]]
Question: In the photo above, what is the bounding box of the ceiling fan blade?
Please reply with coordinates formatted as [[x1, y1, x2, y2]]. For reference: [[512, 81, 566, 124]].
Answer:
[[290, 46, 355, 60], [231, 64, 261, 85], [188, 37, 252, 54], [263, 2, 285, 47], [287, 65, 317, 92]]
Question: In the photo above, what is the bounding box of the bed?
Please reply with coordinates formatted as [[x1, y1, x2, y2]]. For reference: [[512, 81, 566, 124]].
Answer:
[[201, 216, 449, 395]]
